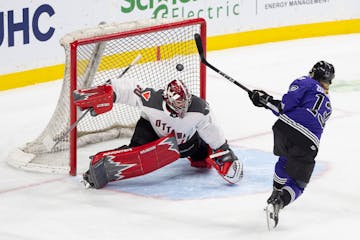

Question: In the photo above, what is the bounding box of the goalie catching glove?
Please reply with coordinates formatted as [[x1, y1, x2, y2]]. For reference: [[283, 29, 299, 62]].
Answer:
[[248, 90, 283, 113], [73, 83, 115, 116], [206, 142, 243, 184]]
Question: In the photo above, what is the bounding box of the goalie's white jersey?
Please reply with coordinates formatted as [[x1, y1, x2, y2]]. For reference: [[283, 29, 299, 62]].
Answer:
[[112, 78, 226, 149]]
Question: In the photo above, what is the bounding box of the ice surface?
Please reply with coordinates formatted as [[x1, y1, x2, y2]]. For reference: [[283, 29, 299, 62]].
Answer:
[[0, 34, 359, 239]]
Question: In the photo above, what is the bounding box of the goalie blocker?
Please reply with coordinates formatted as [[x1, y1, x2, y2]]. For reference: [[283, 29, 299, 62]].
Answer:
[[73, 83, 114, 116]]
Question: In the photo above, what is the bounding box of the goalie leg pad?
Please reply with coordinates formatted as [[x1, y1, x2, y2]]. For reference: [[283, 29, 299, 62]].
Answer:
[[187, 144, 212, 169], [85, 133, 180, 188], [188, 158, 212, 169]]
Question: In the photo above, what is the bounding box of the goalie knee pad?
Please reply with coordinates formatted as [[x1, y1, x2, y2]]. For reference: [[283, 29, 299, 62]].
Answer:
[[187, 158, 212, 169], [187, 143, 212, 169]]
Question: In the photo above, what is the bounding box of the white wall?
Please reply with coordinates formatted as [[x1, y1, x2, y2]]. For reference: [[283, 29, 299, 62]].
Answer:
[[1, 0, 359, 75]]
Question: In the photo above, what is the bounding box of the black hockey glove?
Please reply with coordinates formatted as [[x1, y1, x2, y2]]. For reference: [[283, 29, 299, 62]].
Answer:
[[248, 90, 272, 107], [248, 90, 283, 113]]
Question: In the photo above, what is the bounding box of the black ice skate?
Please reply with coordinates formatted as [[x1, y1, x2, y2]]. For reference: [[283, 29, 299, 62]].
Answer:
[[81, 158, 110, 189], [81, 170, 95, 189], [265, 188, 284, 230]]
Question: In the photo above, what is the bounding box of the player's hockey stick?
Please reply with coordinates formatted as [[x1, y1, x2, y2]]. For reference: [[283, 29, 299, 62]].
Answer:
[[194, 33, 279, 113], [194, 33, 251, 93], [50, 54, 142, 151]]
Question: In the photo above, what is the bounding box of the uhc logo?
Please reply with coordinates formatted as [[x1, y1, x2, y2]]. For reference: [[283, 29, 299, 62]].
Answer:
[[0, 4, 55, 47]]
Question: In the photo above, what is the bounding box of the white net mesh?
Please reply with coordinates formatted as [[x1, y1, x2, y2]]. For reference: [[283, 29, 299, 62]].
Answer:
[[7, 18, 205, 174]]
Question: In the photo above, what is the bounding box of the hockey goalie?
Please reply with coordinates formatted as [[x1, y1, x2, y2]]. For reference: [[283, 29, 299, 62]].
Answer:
[[73, 78, 243, 189]]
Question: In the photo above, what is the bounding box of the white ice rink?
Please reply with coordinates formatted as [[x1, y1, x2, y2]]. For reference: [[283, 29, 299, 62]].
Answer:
[[1, 34, 360, 240]]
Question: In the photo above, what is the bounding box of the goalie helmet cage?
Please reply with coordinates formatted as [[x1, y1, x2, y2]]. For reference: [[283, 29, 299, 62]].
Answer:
[[7, 18, 207, 176]]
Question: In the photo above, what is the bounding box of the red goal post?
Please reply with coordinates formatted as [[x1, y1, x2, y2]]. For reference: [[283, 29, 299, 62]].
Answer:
[[8, 18, 207, 176]]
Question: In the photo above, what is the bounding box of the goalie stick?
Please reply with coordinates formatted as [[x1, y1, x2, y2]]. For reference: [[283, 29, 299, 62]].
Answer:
[[193, 34, 279, 113], [50, 54, 142, 151]]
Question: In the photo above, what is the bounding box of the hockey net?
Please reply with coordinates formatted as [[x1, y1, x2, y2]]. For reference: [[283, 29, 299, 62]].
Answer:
[[8, 18, 206, 175]]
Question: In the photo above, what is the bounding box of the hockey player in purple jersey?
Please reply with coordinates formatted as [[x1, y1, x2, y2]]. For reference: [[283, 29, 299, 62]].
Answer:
[[248, 61, 334, 229]]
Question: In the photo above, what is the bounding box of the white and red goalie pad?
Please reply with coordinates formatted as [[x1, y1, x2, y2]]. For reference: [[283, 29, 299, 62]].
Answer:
[[90, 132, 180, 183], [73, 84, 114, 116]]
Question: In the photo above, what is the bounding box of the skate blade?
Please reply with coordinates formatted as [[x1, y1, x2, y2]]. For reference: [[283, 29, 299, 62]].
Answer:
[[264, 204, 278, 231], [80, 179, 92, 189]]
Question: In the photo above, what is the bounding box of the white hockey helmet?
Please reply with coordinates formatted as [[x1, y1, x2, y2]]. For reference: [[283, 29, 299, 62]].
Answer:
[[162, 79, 192, 118]]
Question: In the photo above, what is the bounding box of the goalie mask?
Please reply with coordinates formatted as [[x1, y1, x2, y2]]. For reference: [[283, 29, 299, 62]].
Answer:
[[163, 79, 192, 118], [309, 61, 335, 84]]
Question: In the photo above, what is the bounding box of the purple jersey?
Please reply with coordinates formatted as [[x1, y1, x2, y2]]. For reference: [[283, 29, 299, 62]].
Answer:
[[277, 76, 332, 148]]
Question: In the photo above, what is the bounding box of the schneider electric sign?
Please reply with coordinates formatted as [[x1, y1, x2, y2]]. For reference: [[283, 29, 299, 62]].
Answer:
[[121, 0, 240, 19]]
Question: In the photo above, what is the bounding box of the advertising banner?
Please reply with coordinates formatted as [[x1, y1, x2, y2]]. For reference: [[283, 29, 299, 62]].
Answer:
[[1, 0, 359, 88]]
